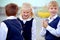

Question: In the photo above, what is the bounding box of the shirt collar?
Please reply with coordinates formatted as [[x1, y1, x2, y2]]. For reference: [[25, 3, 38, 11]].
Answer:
[[6, 16, 17, 19], [48, 14, 58, 21], [48, 14, 58, 23]]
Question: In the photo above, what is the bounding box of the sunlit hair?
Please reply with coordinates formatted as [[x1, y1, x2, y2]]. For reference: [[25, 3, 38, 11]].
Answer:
[[48, 1, 58, 8]]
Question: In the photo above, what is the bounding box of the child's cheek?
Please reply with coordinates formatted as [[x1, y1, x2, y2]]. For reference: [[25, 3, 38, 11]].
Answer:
[[48, 9, 52, 13]]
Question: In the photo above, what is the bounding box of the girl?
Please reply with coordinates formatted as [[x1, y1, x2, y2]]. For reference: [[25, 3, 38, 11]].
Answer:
[[17, 3, 36, 40]]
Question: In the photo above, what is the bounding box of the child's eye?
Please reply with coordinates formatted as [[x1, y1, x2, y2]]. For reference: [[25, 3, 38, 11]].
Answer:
[[51, 8, 53, 10], [23, 12, 25, 13], [27, 12, 29, 13], [54, 8, 57, 10]]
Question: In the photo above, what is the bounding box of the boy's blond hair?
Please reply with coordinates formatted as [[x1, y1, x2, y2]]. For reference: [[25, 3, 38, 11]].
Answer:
[[20, 3, 33, 17], [48, 1, 58, 8]]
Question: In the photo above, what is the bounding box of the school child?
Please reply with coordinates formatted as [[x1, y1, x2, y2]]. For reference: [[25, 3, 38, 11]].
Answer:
[[40, 1, 60, 40], [17, 3, 36, 40], [0, 3, 23, 40]]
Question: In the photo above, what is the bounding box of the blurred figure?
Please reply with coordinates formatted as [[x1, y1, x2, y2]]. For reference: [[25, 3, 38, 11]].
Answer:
[[0, 3, 23, 40], [17, 3, 36, 40], [40, 1, 60, 40]]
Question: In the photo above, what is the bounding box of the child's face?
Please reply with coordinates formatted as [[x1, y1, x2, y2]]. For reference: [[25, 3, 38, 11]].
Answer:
[[48, 7, 58, 16], [21, 9, 32, 19]]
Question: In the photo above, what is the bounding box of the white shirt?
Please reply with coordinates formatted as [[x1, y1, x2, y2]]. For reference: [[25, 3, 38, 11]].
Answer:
[[18, 16, 36, 40], [40, 14, 60, 37], [0, 16, 17, 40]]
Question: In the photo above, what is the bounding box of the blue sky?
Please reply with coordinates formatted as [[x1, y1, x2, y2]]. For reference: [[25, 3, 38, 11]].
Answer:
[[0, 0, 60, 7]]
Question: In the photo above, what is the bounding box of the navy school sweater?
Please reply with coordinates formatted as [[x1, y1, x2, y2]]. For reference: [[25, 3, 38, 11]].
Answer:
[[3, 19, 23, 40], [45, 16, 60, 40], [17, 18, 34, 40]]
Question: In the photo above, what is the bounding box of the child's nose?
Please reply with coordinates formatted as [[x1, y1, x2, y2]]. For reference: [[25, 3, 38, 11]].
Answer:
[[53, 8, 57, 10], [25, 13, 28, 15]]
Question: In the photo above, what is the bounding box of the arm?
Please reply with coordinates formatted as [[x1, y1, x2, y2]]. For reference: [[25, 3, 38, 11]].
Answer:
[[46, 20, 60, 37], [40, 20, 46, 37], [40, 27, 46, 37], [0, 22, 8, 40], [32, 19, 36, 40]]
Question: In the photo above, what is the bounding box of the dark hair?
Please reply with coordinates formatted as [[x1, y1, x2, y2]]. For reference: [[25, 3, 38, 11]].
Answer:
[[5, 3, 18, 16]]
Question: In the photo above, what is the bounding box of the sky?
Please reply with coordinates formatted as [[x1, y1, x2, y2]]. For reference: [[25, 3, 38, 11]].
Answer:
[[0, 0, 60, 7]]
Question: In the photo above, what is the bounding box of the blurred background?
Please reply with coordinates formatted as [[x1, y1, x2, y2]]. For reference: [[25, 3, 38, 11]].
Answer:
[[0, 0, 60, 40]]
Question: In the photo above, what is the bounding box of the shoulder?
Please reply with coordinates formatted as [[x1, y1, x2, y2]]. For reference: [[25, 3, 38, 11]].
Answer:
[[32, 18, 36, 23], [1, 22, 6, 25], [57, 16, 60, 19], [57, 16, 60, 25], [0, 22, 8, 30], [0, 22, 7, 27], [31, 18, 35, 21]]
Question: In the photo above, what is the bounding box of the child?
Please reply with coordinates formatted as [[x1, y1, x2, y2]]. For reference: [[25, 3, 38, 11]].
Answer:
[[40, 1, 60, 40], [17, 3, 36, 40], [0, 3, 23, 40]]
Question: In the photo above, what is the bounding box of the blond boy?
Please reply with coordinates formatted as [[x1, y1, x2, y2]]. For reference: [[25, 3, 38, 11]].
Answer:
[[40, 1, 60, 40]]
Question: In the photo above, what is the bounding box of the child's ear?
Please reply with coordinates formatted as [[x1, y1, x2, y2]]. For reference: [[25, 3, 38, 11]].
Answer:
[[31, 12, 33, 17]]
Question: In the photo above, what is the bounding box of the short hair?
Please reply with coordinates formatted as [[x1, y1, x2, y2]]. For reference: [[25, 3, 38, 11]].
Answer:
[[48, 1, 58, 8], [5, 3, 18, 16]]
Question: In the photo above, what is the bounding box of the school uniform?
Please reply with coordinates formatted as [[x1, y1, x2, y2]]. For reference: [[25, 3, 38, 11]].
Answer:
[[40, 14, 60, 40], [0, 16, 23, 40], [17, 16, 36, 40]]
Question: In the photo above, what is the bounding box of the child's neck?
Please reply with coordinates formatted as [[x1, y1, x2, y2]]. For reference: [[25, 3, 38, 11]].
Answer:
[[50, 15, 56, 19]]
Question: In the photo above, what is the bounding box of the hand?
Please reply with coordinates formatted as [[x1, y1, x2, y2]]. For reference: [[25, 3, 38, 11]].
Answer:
[[43, 20, 48, 28]]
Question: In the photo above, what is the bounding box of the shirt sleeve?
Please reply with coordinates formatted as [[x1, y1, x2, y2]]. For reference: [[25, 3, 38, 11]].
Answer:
[[0, 22, 8, 40], [40, 27, 46, 37], [46, 20, 60, 37], [32, 19, 36, 40]]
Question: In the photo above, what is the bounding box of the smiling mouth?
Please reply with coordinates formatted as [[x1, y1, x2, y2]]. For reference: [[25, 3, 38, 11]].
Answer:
[[51, 12, 56, 13], [24, 15, 28, 17]]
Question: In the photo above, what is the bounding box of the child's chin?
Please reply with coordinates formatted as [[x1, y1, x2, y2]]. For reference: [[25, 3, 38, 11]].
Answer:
[[51, 14, 56, 16], [24, 17, 29, 19]]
